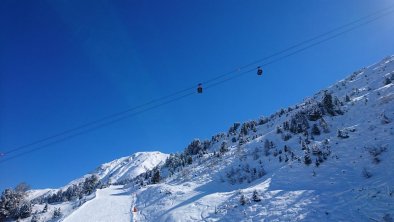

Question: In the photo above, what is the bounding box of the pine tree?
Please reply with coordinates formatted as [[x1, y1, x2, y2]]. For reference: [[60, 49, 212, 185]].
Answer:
[[187, 156, 192, 165], [239, 194, 246, 205], [0, 183, 31, 220], [276, 126, 282, 134], [307, 105, 323, 121], [220, 141, 228, 154], [304, 155, 312, 165], [240, 123, 249, 136], [151, 169, 160, 184], [83, 175, 100, 195], [315, 159, 320, 167], [42, 204, 48, 213], [252, 190, 261, 202], [345, 94, 351, 102], [384, 77, 392, 85], [322, 92, 333, 114], [311, 124, 321, 135], [283, 121, 290, 131], [52, 208, 62, 219], [322, 92, 341, 116], [18, 202, 32, 218]]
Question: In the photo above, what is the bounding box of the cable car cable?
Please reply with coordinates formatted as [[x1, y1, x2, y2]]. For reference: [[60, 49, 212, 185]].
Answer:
[[0, 91, 196, 164], [201, 3, 394, 85], [206, 8, 394, 89], [1, 5, 393, 163]]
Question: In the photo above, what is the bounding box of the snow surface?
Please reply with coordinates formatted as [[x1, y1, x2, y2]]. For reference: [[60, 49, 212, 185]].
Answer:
[[93, 151, 169, 184], [17, 152, 167, 222], [63, 186, 133, 222], [18, 56, 394, 222]]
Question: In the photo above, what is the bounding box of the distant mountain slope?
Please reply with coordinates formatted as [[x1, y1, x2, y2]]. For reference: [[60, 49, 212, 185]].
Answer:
[[61, 151, 168, 189], [93, 151, 169, 185], [9, 56, 394, 222]]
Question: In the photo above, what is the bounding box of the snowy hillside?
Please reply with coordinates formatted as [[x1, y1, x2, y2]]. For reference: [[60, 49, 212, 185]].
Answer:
[[127, 56, 394, 222], [92, 151, 168, 185], [60, 151, 169, 187], [2, 56, 394, 222], [1, 151, 167, 222]]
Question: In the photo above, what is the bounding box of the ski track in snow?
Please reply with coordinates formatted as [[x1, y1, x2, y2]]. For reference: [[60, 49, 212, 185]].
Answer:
[[63, 186, 133, 222]]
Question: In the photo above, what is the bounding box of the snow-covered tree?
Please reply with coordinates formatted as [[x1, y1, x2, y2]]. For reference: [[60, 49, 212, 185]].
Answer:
[[151, 168, 160, 184], [307, 104, 323, 121], [220, 141, 228, 154], [239, 194, 246, 205], [18, 202, 32, 219], [0, 183, 31, 220], [322, 92, 335, 116], [289, 112, 310, 134], [304, 155, 312, 165], [184, 139, 204, 156], [384, 77, 392, 85], [282, 121, 290, 131], [83, 174, 100, 195], [228, 122, 240, 135], [187, 156, 193, 165], [311, 124, 321, 135], [252, 190, 261, 202], [64, 184, 82, 201], [345, 94, 351, 102], [52, 208, 62, 219], [322, 92, 343, 116], [282, 133, 292, 141], [42, 204, 48, 213]]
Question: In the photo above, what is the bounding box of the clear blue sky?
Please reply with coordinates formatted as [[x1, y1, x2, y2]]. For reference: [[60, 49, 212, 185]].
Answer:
[[1, 0, 393, 191]]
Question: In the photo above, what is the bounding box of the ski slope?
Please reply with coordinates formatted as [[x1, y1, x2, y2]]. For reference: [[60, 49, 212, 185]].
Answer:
[[63, 185, 134, 222]]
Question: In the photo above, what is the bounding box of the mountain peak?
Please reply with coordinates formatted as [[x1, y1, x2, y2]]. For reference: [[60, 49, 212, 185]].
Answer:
[[95, 151, 169, 185]]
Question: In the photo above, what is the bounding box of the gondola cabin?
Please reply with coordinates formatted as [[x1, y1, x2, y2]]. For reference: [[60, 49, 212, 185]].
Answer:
[[257, 66, 263, 76], [197, 83, 203, 93]]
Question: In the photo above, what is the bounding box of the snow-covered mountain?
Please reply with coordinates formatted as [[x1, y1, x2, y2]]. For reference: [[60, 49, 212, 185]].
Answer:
[[96, 151, 169, 184], [68, 151, 169, 186], [14, 152, 168, 222], [5, 56, 394, 222]]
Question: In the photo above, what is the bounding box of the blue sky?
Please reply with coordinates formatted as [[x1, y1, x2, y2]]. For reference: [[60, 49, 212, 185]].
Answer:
[[1, 0, 393, 191]]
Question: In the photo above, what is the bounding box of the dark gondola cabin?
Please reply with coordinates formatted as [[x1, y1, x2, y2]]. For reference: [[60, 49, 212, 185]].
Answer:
[[257, 66, 263, 76], [197, 83, 203, 93]]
